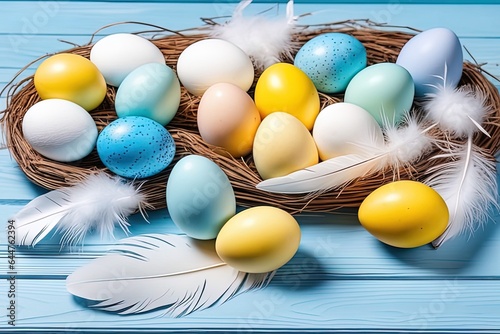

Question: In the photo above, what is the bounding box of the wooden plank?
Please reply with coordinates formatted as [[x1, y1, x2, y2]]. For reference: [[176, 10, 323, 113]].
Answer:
[[1, 3, 499, 96], [1, 278, 499, 332], [4, 0, 500, 4], [2, 197, 500, 279], [0, 2, 499, 37], [1, 2, 500, 333], [0, 150, 47, 201], [2, 4, 499, 91]]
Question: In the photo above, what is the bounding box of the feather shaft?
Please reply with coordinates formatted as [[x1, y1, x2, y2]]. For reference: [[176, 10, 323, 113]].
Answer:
[[257, 153, 382, 194], [422, 80, 496, 247], [425, 137, 499, 247], [69, 263, 228, 283]]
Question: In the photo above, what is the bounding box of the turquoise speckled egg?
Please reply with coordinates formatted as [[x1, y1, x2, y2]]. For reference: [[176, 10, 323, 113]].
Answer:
[[115, 63, 181, 126], [294, 33, 367, 94], [344, 63, 415, 126], [97, 116, 175, 178], [166, 155, 236, 240]]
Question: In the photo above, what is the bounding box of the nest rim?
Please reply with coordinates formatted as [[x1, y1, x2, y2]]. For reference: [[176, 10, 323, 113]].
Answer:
[[1, 21, 499, 214]]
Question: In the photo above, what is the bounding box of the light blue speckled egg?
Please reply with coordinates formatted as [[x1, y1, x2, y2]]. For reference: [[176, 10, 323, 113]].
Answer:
[[97, 116, 175, 178], [166, 155, 236, 240], [115, 63, 181, 126], [294, 33, 367, 94]]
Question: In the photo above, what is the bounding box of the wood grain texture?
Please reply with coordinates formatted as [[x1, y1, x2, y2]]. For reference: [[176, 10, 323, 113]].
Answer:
[[1, 1, 500, 333], [2, 279, 500, 332], [2, 0, 499, 4]]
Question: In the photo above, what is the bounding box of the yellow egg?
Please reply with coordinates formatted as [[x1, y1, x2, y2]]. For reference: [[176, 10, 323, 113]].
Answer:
[[216, 206, 301, 273], [34, 53, 107, 111], [197, 82, 261, 157], [254, 63, 320, 130], [253, 112, 318, 180], [358, 180, 449, 248]]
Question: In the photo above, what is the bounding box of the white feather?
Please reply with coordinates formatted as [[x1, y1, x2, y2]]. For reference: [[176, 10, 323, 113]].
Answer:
[[11, 190, 69, 246], [66, 234, 274, 317], [382, 114, 435, 171], [257, 113, 434, 194], [422, 78, 497, 247], [257, 153, 382, 194], [11, 172, 145, 246], [209, 0, 297, 70], [425, 137, 498, 247], [423, 82, 491, 138]]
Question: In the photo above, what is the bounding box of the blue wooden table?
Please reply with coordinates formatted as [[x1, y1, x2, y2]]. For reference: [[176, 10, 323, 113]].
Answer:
[[1, 1, 500, 333]]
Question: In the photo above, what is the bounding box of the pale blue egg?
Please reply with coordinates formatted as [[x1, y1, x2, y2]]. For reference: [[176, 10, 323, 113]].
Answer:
[[344, 63, 415, 126], [97, 116, 175, 178], [294, 33, 367, 93], [115, 62, 181, 126], [396, 27, 463, 97], [166, 155, 236, 240]]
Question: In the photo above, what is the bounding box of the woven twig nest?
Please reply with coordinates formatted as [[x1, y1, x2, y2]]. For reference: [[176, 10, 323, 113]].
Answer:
[[2, 21, 500, 214]]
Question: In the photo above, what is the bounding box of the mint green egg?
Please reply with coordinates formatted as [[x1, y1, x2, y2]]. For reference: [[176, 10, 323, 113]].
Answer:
[[115, 63, 181, 126], [344, 63, 414, 126]]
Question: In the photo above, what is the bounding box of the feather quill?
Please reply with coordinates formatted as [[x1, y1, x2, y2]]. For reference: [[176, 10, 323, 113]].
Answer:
[[11, 172, 145, 246], [66, 234, 274, 317], [209, 0, 297, 70], [422, 81, 497, 247], [257, 113, 434, 194], [425, 138, 498, 248]]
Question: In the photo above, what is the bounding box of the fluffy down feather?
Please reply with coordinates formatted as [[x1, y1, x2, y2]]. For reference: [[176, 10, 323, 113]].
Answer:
[[423, 84, 490, 138], [422, 79, 497, 247], [381, 114, 435, 171], [12, 172, 145, 246], [57, 173, 146, 245], [209, 0, 297, 70], [425, 138, 498, 247]]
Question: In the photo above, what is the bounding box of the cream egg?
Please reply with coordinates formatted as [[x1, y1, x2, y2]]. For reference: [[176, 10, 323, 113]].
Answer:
[[176, 39, 254, 96], [253, 112, 318, 180]]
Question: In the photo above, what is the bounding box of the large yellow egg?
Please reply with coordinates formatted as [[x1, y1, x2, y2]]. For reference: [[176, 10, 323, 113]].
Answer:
[[254, 63, 320, 130], [253, 112, 318, 180], [358, 180, 449, 248], [34, 53, 107, 111], [216, 206, 301, 273]]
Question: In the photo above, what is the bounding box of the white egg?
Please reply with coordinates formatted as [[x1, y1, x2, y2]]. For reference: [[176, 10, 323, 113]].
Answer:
[[22, 99, 98, 162], [177, 39, 254, 96], [312, 103, 384, 161], [90, 33, 165, 87]]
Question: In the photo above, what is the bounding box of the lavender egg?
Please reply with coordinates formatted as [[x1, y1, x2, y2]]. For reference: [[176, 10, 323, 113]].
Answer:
[[396, 27, 463, 97], [97, 116, 175, 178], [294, 33, 367, 94]]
